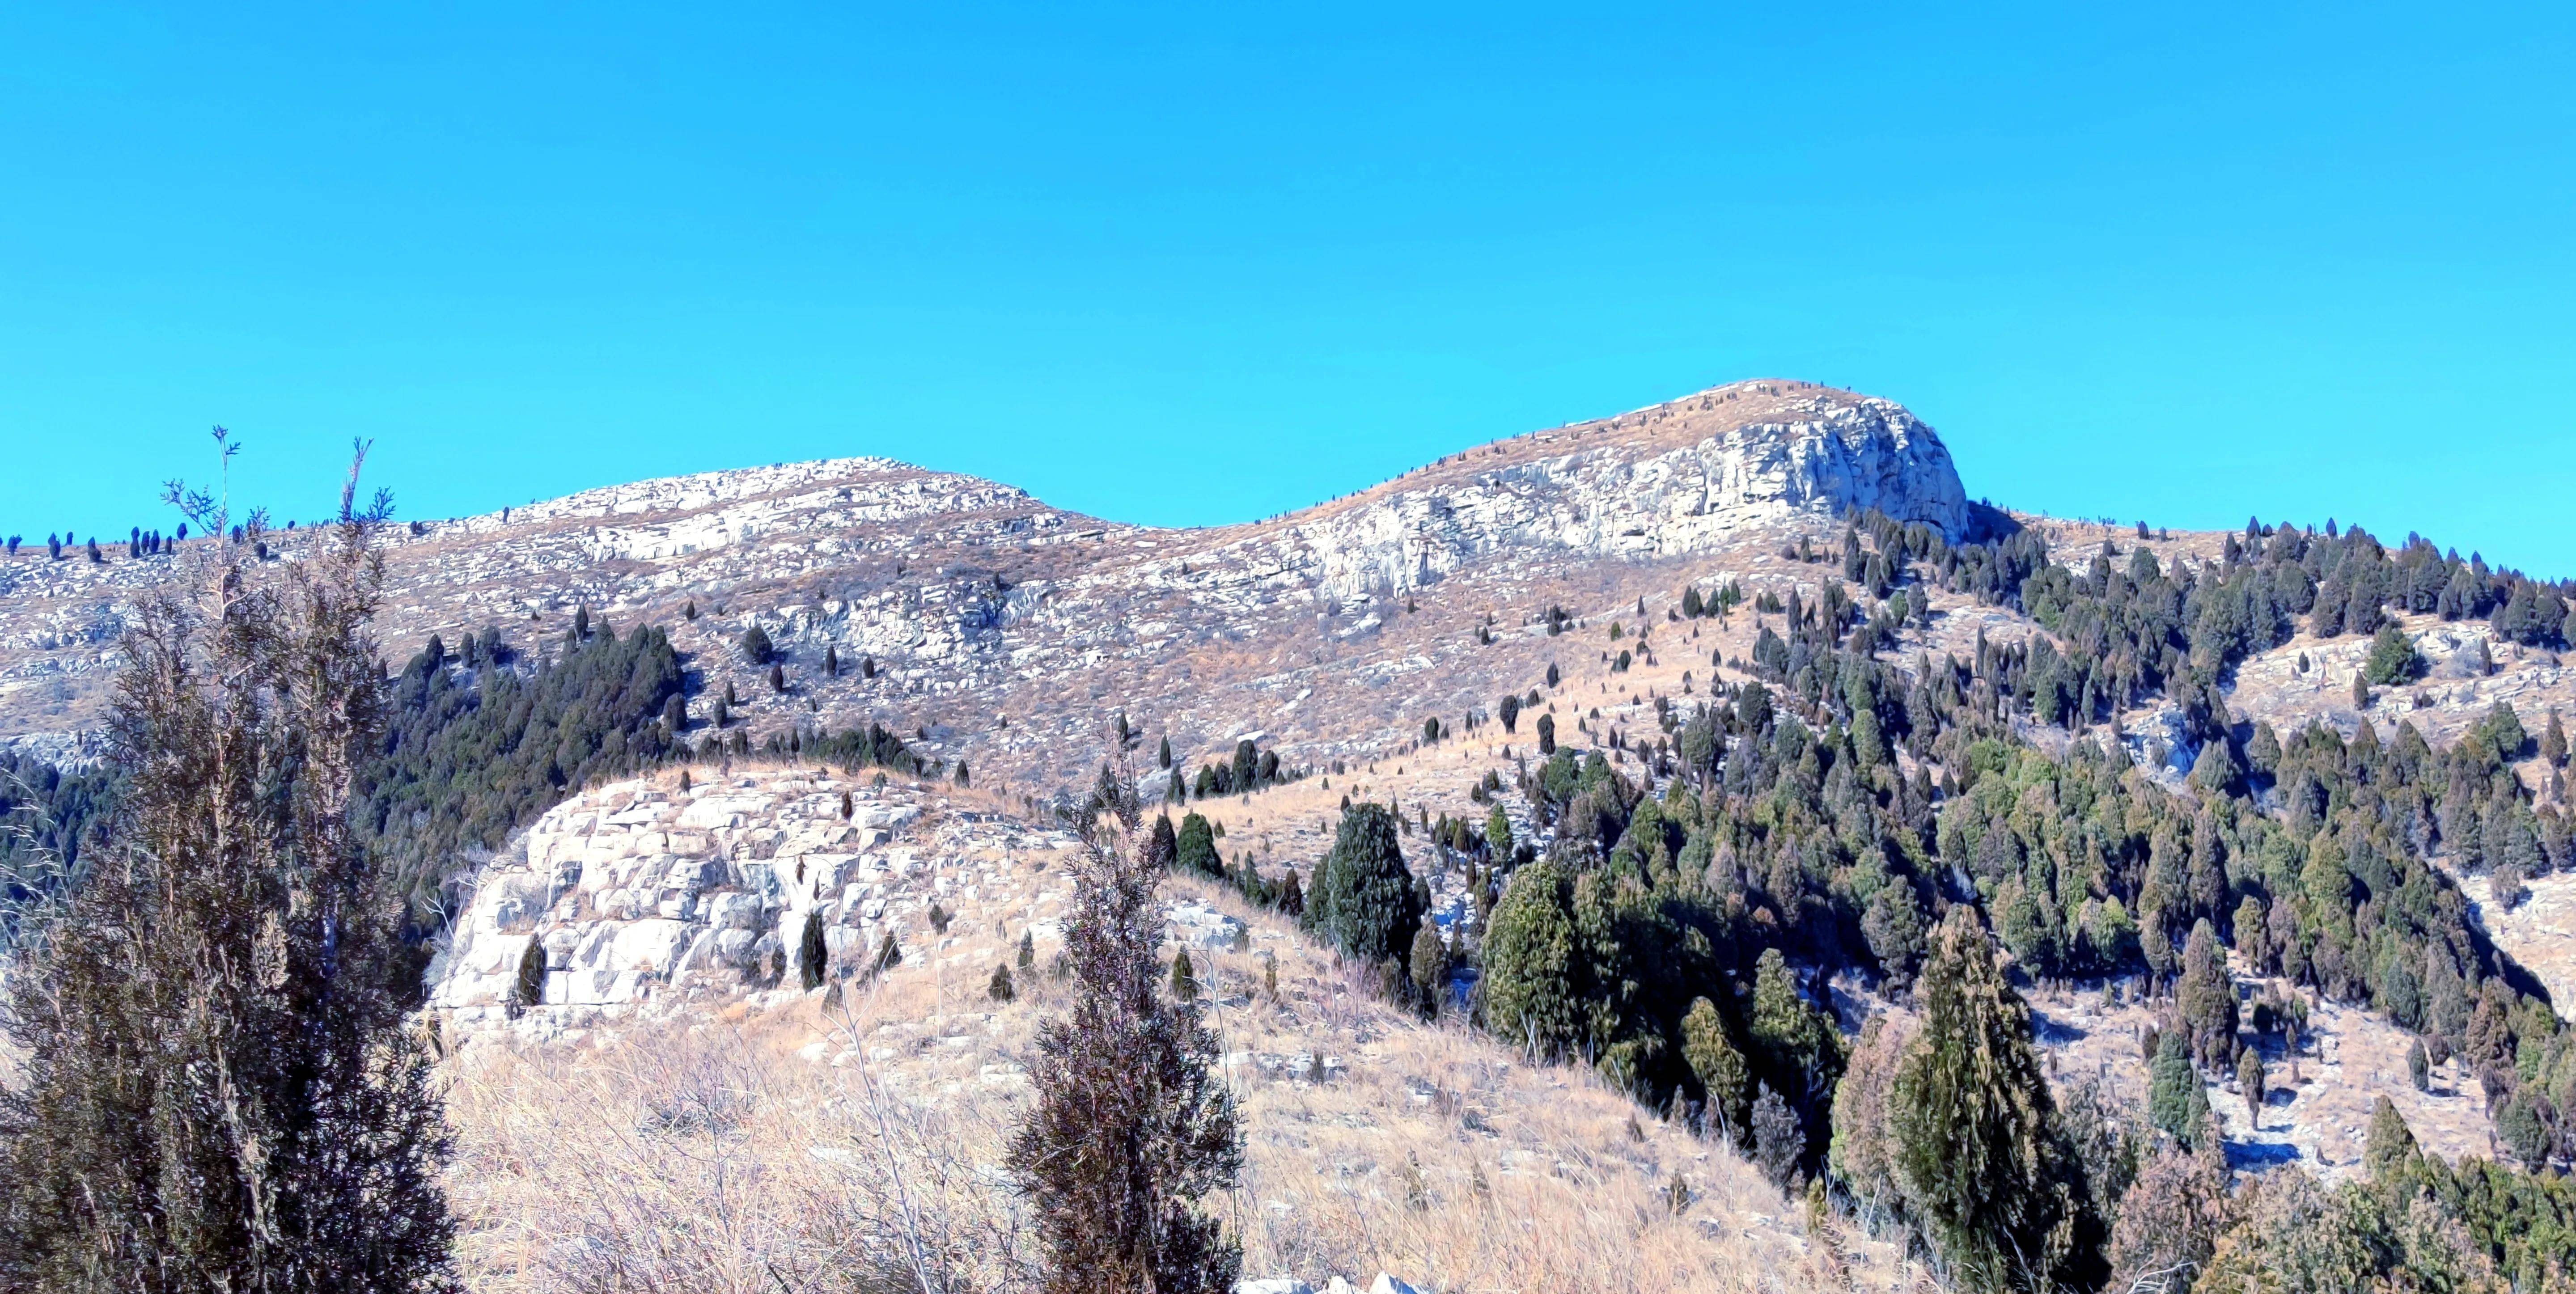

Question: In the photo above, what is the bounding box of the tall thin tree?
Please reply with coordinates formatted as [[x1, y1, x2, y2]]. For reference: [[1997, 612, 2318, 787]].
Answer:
[[0, 433, 455, 1293], [1006, 753, 1242, 1294]]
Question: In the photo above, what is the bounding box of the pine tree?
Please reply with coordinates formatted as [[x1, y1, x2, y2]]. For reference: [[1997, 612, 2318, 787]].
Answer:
[[1158, 735, 1174, 769], [1536, 712, 1557, 755], [1890, 909, 2097, 1292], [2238, 1050, 2266, 1128], [2363, 622, 2421, 685], [1006, 781, 1242, 1294], [741, 622, 773, 664], [0, 444, 454, 1290], [1169, 948, 1198, 1002], [1498, 693, 1520, 733], [989, 964, 1017, 1002]]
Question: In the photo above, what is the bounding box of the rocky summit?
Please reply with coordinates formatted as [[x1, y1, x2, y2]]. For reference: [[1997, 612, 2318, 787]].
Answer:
[[0, 380, 1968, 801]]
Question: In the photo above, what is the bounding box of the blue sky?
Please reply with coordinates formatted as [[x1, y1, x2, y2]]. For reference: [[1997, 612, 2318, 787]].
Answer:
[[4, 4, 2571, 574]]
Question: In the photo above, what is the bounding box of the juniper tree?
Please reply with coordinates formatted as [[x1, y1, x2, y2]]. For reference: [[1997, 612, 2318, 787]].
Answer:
[[741, 622, 773, 664], [1309, 801, 1421, 964], [1890, 909, 2098, 1292], [1005, 765, 1242, 1294], [0, 440, 455, 1292], [798, 913, 828, 990]]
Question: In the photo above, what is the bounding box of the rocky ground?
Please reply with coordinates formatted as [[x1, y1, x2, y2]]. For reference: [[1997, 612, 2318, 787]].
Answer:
[[2026, 973, 2497, 1182]]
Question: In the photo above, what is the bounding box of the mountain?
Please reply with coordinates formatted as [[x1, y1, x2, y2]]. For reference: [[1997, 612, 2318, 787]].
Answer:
[[0, 380, 1978, 800]]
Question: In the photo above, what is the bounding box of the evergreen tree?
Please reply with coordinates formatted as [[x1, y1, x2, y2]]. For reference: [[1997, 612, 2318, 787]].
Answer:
[[1499, 693, 1520, 733], [1173, 812, 1220, 878], [1890, 909, 2096, 1293], [1536, 712, 1557, 755], [2176, 918, 2238, 1068], [2239, 1050, 2267, 1127], [1169, 947, 1199, 1002], [1006, 791, 1241, 1294], [989, 963, 1017, 1002], [1308, 802, 1422, 964], [1407, 923, 1449, 1015], [741, 622, 773, 664], [1480, 859, 1581, 1057], [2363, 1095, 2417, 1180], [2147, 1030, 2211, 1148], [2363, 622, 2421, 685], [1158, 735, 1174, 769], [0, 447, 455, 1291], [1681, 997, 1751, 1145], [798, 913, 828, 990]]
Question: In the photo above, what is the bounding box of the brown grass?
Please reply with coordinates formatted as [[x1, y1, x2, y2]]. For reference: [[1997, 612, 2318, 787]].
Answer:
[[442, 847, 1924, 1293]]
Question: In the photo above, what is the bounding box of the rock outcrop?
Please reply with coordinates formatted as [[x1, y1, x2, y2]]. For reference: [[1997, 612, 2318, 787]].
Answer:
[[427, 767, 1247, 1038]]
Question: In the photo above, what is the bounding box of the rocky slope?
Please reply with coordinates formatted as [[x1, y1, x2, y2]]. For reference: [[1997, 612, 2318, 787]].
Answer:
[[0, 381, 1969, 803], [435, 765, 1917, 1294]]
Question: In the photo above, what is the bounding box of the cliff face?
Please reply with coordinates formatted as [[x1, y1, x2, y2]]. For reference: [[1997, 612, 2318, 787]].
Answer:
[[1229, 393, 1970, 606]]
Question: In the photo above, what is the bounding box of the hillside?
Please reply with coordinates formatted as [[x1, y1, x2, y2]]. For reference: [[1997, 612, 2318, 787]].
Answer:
[[432, 767, 1916, 1292], [11, 377, 2576, 1292]]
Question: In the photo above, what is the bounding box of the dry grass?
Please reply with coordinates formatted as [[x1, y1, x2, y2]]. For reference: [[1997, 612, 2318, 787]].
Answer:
[[441, 846, 1923, 1294]]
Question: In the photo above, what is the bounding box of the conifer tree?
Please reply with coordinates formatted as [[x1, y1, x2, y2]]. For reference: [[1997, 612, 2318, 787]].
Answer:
[[1407, 923, 1449, 1015], [798, 913, 828, 990], [0, 441, 455, 1291], [1681, 997, 1751, 1145], [1890, 909, 2096, 1292], [1006, 771, 1241, 1294], [2147, 1030, 2211, 1147], [1309, 802, 1421, 964]]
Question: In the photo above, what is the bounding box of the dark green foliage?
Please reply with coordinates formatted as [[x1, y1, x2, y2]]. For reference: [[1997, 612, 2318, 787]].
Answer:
[[2408, 1037, 2429, 1091], [1498, 693, 1520, 732], [2147, 1030, 2211, 1147], [513, 935, 549, 1013], [1889, 910, 2098, 1292], [362, 622, 686, 928], [1006, 795, 1241, 1294], [1406, 922, 1449, 1014], [1169, 947, 1198, 1002], [1535, 712, 1555, 754], [798, 914, 828, 990], [1018, 929, 1037, 971], [740, 622, 773, 664], [2364, 622, 2422, 685], [1173, 812, 1221, 878], [989, 963, 1017, 1002], [1307, 802, 1421, 964], [0, 754, 117, 941]]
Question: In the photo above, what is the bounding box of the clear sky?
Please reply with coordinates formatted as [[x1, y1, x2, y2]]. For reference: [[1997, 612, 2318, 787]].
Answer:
[[3, 4, 2570, 575]]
